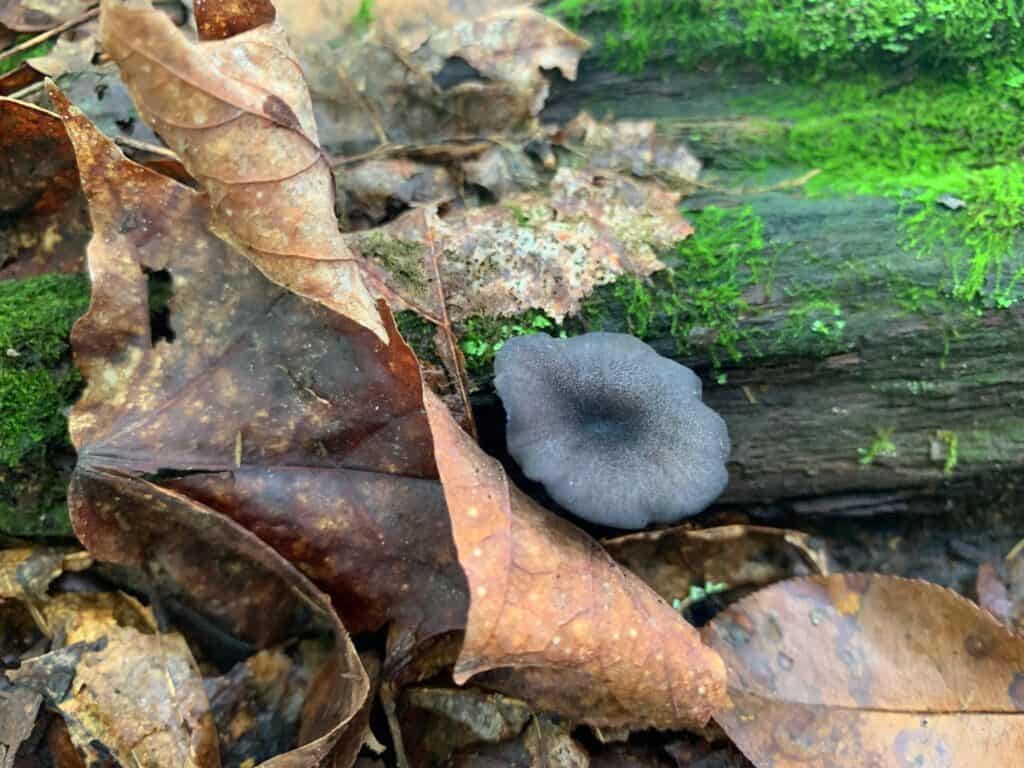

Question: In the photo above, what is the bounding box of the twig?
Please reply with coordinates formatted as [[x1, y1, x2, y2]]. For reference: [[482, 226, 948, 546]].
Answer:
[[689, 167, 822, 195], [329, 139, 493, 167], [113, 135, 180, 160], [0, 6, 100, 66], [423, 224, 477, 440], [7, 80, 44, 101]]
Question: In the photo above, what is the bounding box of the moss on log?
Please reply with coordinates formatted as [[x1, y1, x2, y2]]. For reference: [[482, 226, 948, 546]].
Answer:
[[0, 273, 88, 537]]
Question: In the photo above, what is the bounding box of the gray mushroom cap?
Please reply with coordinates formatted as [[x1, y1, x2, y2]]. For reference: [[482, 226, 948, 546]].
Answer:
[[494, 332, 730, 529]]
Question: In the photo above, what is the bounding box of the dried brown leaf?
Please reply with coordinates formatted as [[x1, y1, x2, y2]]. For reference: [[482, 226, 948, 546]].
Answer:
[[272, 0, 587, 153], [354, 167, 687, 323], [50, 82, 466, 685], [0, 0, 92, 31], [557, 113, 703, 190], [0, 97, 88, 278], [397, 686, 533, 766], [0, 547, 91, 601], [25, 23, 96, 78], [423, 390, 728, 730], [100, 0, 386, 339], [603, 524, 829, 608], [11, 627, 221, 768], [706, 574, 1024, 766]]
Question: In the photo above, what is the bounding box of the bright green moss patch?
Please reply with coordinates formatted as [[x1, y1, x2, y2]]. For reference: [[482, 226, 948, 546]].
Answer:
[[558, 1, 1024, 310], [731, 66, 1024, 308], [584, 205, 769, 365], [0, 273, 90, 537], [556, 0, 1022, 76], [859, 428, 897, 465], [459, 311, 564, 376]]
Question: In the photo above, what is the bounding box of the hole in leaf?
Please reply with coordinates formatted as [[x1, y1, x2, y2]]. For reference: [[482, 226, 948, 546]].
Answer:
[[433, 56, 490, 89], [144, 267, 175, 344]]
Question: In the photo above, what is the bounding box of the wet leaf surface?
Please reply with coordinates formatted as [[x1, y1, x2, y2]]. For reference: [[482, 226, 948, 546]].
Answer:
[[706, 573, 1024, 766], [423, 390, 728, 730]]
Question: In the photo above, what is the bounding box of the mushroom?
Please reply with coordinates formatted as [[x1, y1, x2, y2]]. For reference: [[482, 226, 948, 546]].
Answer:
[[494, 332, 730, 528]]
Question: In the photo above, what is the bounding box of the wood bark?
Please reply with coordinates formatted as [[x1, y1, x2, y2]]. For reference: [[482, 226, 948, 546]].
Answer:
[[536, 64, 1024, 519]]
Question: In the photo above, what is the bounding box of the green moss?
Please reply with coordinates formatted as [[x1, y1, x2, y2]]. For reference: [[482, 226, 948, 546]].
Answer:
[[556, 0, 1022, 76], [395, 310, 440, 365], [458, 311, 564, 376], [558, 2, 1024, 312], [935, 429, 959, 475], [584, 205, 769, 366], [0, 35, 56, 76], [357, 232, 426, 292], [858, 428, 897, 465], [744, 69, 1024, 309], [0, 274, 90, 537], [351, 0, 374, 34]]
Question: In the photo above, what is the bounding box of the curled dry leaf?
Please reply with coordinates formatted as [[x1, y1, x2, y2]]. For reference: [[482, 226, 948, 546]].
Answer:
[[706, 573, 1024, 766], [353, 167, 689, 324], [423, 390, 728, 730], [0, 97, 88, 279], [603, 524, 829, 608], [50, 86, 378, 765], [271, 0, 587, 153], [100, 0, 386, 339], [50, 78, 465, 681]]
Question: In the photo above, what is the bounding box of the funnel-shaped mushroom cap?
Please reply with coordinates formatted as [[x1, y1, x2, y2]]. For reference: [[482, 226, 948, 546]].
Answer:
[[495, 332, 730, 528]]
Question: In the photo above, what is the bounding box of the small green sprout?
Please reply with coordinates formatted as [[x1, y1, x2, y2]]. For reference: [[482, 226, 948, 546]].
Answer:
[[858, 428, 897, 465]]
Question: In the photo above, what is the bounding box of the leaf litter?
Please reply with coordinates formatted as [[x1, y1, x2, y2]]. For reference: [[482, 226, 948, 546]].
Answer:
[[3, 0, 1022, 765], [4, 1, 736, 761]]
